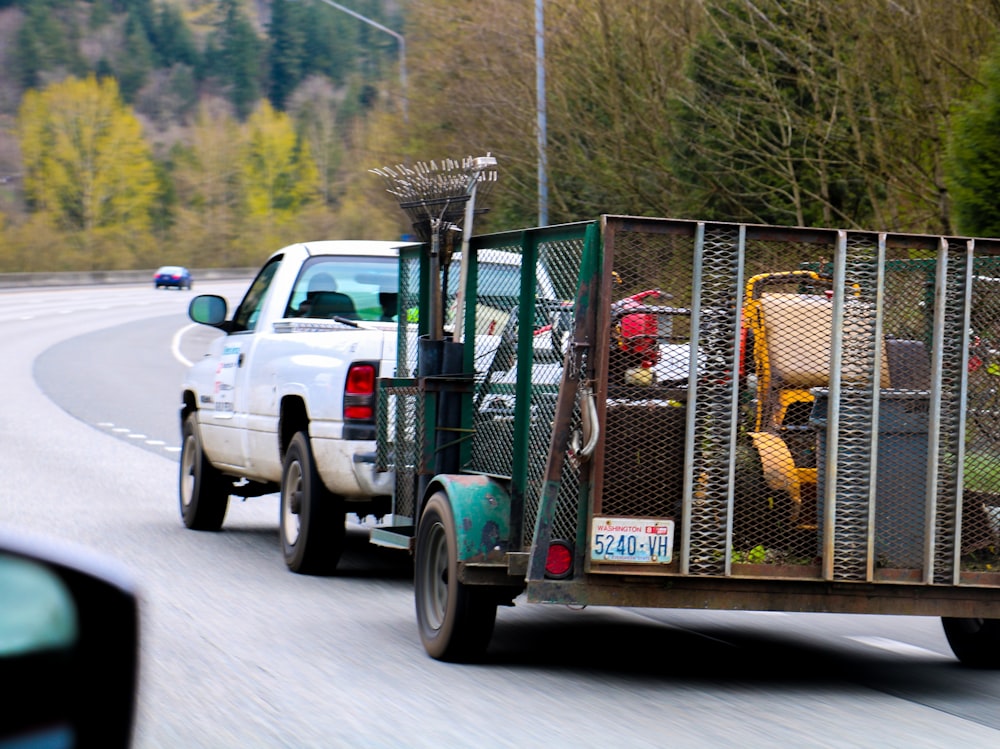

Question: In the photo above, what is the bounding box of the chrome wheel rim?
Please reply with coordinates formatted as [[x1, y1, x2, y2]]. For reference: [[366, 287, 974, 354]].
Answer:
[[180, 434, 196, 509], [282, 462, 303, 546]]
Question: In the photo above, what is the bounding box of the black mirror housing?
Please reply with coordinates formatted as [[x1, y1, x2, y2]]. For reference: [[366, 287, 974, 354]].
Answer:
[[0, 529, 139, 748]]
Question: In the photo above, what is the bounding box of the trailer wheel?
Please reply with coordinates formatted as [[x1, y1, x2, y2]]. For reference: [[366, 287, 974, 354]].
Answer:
[[415, 492, 497, 662], [942, 617, 1000, 668], [280, 431, 345, 575], [179, 412, 230, 531]]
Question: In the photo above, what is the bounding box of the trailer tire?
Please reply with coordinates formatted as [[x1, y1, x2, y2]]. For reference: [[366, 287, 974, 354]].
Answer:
[[179, 413, 230, 531], [280, 431, 345, 575], [415, 492, 497, 662], [942, 617, 1000, 668]]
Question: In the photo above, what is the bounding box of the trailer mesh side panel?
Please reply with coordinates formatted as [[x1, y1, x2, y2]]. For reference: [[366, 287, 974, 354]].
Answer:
[[465, 234, 587, 550], [376, 383, 421, 522], [827, 234, 880, 580], [932, 243, 971, 583], [684, 225, 743, 574]]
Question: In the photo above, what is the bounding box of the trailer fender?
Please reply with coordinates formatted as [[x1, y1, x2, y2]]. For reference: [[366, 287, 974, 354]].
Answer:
[[425, 475, 512, 563]]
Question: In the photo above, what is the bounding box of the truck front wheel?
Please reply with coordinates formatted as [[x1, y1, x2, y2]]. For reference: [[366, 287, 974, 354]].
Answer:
[[415, 492, 497, 662], [179, 413, 230, 531], [280, 432, 345, 575], [942, 617, 1000, 668]]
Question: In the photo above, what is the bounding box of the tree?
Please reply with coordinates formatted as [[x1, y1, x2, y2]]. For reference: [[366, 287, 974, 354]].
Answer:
[[288, 76, 344, 206], [268, 0, 307, 110], [18, 75, 159, 268], [243, 100, 320, 225], [169, 99, 248, 266], [670, 0, 877, 228], [152, 2, 199, 68], [116, 13, 155, 101], [213, 0, 262, 119], [946, 42, 1000, 238], [14, 0, 82, 89]]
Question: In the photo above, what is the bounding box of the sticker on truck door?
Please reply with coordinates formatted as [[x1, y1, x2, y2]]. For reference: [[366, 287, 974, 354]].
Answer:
[[213, 343, 240, 418]]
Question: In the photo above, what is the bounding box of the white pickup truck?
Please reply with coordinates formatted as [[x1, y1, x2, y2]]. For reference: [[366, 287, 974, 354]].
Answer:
[[178, 239, 559, 574], [179, 240, 413, 574]]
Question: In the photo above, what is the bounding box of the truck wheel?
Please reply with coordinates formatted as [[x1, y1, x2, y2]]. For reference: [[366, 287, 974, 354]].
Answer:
[[280, 432, 345, 575], [415, 492, 497, 662], [942, 617, 1000, 668], [179, 413, 230, 531]]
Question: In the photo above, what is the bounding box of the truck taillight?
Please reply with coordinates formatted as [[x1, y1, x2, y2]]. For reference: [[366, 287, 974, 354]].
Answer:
[[344, 363, 376, 421]]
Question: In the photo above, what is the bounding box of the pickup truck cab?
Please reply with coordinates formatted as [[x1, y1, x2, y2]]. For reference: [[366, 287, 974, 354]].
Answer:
[[179, 240, 411, 574]]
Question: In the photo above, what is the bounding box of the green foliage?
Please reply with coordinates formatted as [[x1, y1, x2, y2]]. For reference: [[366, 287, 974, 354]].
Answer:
[[211, 0, 262, 119], [14, 0, 84, 88], [6, 1, 1000, 274], [267, 0, 307, 111], [671, 0, 875, 227], [117, 13, 155, 101], [151, 3, 199, 68], [946, 43, 1000, 238]]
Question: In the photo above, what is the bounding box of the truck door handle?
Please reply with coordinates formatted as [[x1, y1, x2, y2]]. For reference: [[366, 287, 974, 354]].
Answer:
[[238, 354, 244, 367]]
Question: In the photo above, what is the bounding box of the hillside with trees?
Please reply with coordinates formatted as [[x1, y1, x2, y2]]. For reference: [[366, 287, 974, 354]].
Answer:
[[1, 0, 999, 272]]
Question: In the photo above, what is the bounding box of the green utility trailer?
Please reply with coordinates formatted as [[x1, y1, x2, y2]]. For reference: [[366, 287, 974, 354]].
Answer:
[[372, 215, 1000, 665]]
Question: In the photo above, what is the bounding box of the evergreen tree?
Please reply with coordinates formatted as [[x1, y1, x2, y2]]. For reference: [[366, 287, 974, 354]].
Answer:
[[14, 1, 76, 89], [117, 13, 155, 101], [268, 0, 307, 110], [215, 0, 262, 119], [152, 3, 199, 68]]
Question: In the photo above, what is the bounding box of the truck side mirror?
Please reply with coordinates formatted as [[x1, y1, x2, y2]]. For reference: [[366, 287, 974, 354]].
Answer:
[[188, 295, 229, 327], [0, 529, 139, 748]]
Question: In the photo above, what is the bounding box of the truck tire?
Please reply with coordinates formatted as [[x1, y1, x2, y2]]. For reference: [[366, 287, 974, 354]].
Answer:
[[942, 617, 1000, 668], [179, 413, 230, 531], [415, 492, 497, 662], [280, 431, 345, 575]]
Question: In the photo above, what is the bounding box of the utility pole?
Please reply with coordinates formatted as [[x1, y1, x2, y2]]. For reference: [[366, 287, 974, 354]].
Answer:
[[535, 0, 549, 227]]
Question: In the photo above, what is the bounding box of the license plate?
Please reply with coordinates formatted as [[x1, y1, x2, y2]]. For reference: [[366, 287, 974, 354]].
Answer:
[[590, 517, 674, 564]]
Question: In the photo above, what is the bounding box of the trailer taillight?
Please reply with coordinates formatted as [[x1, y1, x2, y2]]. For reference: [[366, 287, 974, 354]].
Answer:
[[545, 541, 573, 579], [344, 363, 376, 421]]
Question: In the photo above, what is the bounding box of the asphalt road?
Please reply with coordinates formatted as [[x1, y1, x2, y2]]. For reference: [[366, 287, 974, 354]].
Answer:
[[3, 282, 1000, 748]]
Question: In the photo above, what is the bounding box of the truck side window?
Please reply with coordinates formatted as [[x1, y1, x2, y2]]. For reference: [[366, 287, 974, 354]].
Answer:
[[232, 256, 282, 333]]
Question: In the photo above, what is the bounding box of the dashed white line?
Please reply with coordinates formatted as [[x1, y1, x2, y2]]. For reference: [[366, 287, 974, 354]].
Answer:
[[96, 422, 179, 454]]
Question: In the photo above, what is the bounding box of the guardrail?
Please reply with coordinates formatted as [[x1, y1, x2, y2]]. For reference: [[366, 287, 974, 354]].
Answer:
[[0, 268, 256, 289]]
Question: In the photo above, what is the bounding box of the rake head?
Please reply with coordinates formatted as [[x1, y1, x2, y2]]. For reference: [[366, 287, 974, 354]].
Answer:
[[371, 155, 498, 242]]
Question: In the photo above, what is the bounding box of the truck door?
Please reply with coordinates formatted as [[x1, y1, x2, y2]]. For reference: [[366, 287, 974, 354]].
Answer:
[[203, 258, 282, 469]]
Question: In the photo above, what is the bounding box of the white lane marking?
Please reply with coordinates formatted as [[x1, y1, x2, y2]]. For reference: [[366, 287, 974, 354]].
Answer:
[[172, 323, 197, 368], [112, 427, 130, 433], [146, 440, 165, 446], [128, 434, 147, 439], [846, 636, 951, 659], [164, 446, 181, 453]]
